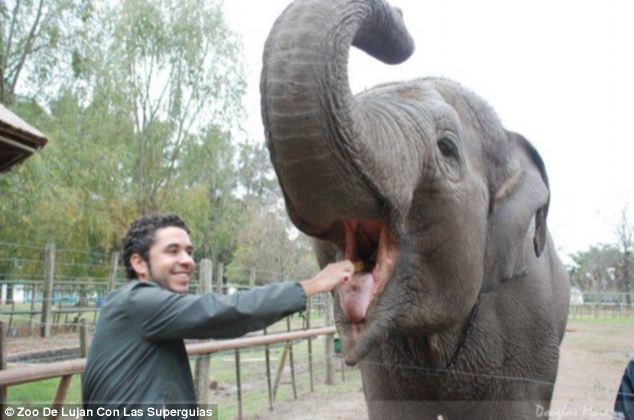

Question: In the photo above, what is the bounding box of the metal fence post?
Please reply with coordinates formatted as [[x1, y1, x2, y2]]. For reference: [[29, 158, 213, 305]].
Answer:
[[41, 243, 55, 338], [29, 284, 37, 334], [341, 356, 346, 381], [79, 319, 88, 358], [194, 259, 213, 405], [235, 349, 243, 419], [108, 252, 120, 292], [325, 293, 335, 385], [307, 298, 314, 392], [79, 319, 88, 392], [286, 317, 297, 399], [0, 321, 7, 420], [264, 327, 273, 410], [216, 262, 224, 294]]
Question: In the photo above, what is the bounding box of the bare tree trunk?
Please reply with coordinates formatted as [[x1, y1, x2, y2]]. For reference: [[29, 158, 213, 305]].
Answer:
[[623, 250, 631, 305], [8, 0, 45, 96], [0, 28, 5, 103], [616, 207, 633, 305]]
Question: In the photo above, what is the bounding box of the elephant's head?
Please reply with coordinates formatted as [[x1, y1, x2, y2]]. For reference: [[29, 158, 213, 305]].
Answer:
[[261, 0, 550, 365]]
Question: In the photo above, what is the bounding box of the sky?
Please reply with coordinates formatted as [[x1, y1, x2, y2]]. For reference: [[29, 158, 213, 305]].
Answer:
[[222, 0, 634, 263]]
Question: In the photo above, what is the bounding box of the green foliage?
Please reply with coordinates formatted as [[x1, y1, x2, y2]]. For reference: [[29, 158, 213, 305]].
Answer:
[[76, 0, 246, 215], [615, 206, 632, 303], [170, 126, 241, 263], [0, 0, 89, 104], [0, 0, 319, 286], [237, 142, 279, 206], [570, 207, 634, 297], [570, 244, 622, 292], [226, 205, 318, 285]]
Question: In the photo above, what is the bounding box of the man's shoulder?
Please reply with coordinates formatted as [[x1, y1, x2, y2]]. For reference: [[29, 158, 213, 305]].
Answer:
[[124, 280, 183, 317], [101, 280, 159, 311], [109, 280, 161, 298], [105, 280, 138, 300]]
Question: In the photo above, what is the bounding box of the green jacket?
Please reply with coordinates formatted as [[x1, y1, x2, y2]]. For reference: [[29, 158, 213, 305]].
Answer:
[[82, 279, 306, 418]]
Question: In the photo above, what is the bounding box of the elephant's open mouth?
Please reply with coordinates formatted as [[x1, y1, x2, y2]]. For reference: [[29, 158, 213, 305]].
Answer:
[[337, 220, 398, 340]]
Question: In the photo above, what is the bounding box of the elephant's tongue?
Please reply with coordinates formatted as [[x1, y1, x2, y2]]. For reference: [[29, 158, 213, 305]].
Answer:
[[338, 272, 374, 323]]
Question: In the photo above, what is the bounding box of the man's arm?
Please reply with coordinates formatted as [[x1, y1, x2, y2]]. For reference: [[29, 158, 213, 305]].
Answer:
[[126, 261, 353, 340], [126, 280, 305, 340]]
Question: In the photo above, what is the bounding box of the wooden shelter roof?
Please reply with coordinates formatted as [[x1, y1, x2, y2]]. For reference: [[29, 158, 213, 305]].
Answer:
[[0, 104, 48, 173]]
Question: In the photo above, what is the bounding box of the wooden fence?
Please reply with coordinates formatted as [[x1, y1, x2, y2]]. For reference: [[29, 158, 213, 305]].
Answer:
[[0, 244, 119, 338], [0, 257, 343, 419], [569, 302, 633, 318], [0, 322, 340, 420]]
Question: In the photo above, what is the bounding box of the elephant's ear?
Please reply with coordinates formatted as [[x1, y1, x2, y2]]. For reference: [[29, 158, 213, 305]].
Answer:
[[487, 131, 550, 281], [518, 134, 550, 256]]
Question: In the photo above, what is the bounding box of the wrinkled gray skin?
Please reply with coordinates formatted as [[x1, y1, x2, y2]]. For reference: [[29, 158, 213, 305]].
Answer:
[[261, 0, 570, 419]]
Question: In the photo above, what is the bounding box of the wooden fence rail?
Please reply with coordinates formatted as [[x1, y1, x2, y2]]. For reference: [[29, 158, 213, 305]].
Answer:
[[0, 326, 337, 419], [0, 327, 336, 387]]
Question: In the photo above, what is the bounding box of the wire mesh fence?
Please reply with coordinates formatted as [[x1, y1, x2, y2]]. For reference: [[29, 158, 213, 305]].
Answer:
[[0, 241, 326, 341]]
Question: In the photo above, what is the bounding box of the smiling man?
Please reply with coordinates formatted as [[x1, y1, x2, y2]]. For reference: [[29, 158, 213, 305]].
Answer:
[[83, 213, 352, 419]]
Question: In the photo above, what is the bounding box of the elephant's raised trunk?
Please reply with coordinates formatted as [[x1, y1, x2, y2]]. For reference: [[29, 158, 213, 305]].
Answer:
[[261, 0, 414, 236]]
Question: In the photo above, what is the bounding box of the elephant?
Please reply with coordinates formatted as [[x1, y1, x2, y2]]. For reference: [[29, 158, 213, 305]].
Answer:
[[260, 0, 571, 418]]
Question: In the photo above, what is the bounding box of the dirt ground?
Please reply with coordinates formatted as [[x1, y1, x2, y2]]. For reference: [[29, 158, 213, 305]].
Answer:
[[254, 320, 633, 420], [549, 321, 633, 419]]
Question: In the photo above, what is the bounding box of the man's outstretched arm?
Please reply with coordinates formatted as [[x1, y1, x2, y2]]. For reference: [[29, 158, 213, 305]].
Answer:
[[126, 261, 353, 340]]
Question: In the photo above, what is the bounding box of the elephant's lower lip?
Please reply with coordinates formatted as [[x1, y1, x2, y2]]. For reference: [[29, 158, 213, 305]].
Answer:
[[338, 321, 367, 361], [350, 322, 365, 340]]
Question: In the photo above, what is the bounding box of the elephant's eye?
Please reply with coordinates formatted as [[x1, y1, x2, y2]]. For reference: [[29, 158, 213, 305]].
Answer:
[[437, 137, 458, 158]]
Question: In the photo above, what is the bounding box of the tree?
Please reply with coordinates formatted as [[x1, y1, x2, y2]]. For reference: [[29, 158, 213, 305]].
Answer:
[[1, 0, 247, 276], [226, 205, 318, 285], [0, 92, 134, 294], [169, 125, 242, 264], [80, 0, 245, 215], [237, 141, 279, 206], [0, 0, 89, 104], [0, 0, 327, 296], [615, 206, 633, 305], [570, 244, 621, 292]]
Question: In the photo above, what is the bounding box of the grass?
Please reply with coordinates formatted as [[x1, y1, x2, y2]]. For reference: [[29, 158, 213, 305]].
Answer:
[[204, 338, 362, 420], [9, 377, 83, 404], [567, 315, 634, 326], [6, 342, 358, 420], [217, 367, 362, 420], [191, 331, 361, 419]]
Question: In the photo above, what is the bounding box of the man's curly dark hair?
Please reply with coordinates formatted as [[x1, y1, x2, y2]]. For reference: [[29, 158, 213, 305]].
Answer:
[[122, 213, 191, 280]]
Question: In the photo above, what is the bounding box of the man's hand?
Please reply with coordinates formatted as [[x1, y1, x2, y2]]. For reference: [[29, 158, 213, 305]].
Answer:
[[300, 260, 354, 298]]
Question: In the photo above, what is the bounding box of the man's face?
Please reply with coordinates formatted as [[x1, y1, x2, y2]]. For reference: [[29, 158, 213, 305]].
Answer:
[[142, 226, 195, 293]]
